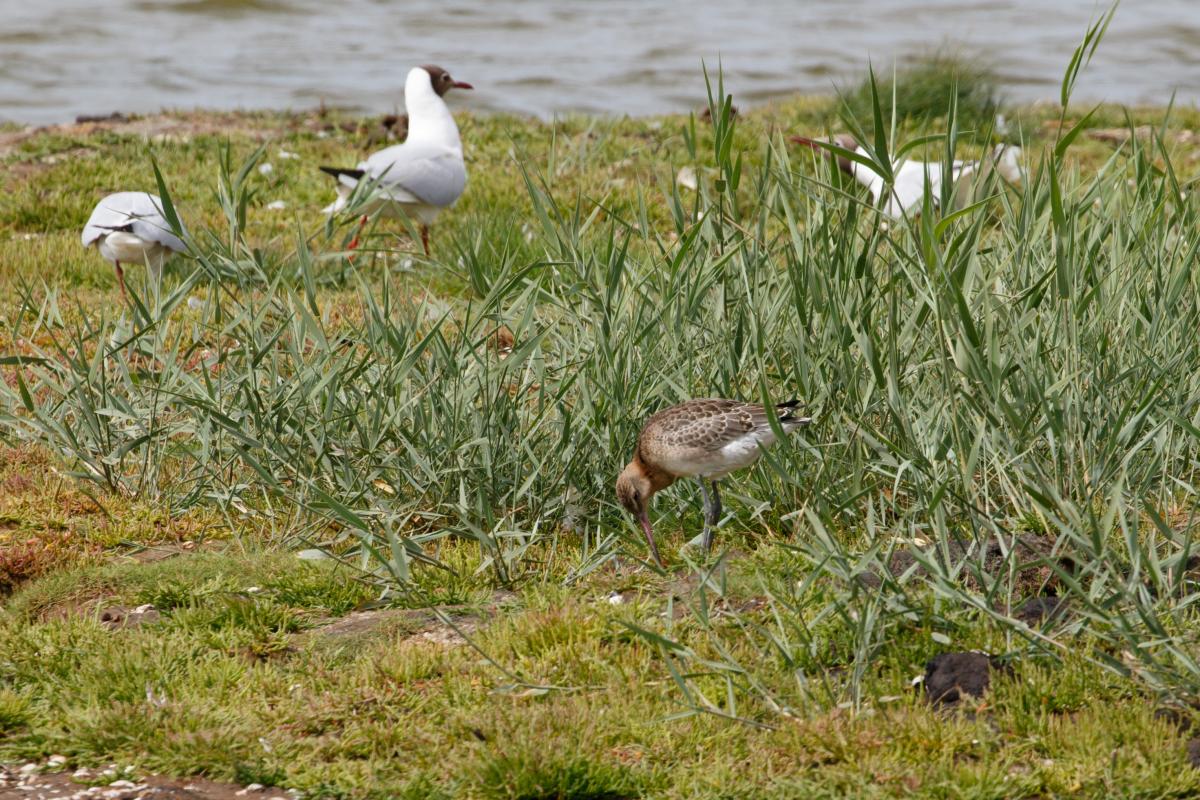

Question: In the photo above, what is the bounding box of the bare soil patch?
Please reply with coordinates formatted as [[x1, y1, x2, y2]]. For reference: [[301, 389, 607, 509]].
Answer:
[[0, 763, 285, 800]]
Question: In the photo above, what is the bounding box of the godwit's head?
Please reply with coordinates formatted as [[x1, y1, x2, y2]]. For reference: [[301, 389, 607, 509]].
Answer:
[[615, 460, 661, 565]]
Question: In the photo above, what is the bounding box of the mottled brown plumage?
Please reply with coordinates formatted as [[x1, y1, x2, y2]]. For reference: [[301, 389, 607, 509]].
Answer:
[[616, 398, 810, 566]]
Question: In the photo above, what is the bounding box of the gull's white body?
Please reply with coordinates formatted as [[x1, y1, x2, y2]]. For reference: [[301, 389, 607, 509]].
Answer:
[[844, 144, 1024, 218], [81, 192, 186, 278], [324, 67, 467, 224]]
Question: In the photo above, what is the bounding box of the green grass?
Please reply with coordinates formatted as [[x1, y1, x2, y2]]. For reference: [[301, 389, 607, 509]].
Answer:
[[841, 52, 1003, 137], [0, 546, 1198, 798], [5, 49, 1200, 796]]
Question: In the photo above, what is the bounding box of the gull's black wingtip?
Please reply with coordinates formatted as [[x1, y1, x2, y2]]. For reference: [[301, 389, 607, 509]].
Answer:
[[319, 166, 365, 180]]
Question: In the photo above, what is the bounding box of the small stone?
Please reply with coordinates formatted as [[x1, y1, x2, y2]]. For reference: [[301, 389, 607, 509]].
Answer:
[[258, 163, 274, 176], [266, 200, 287, 211], [47, 755, 68, 767], [107, 781, 135, 789], [607, 591, 624, 605], [19, 763, 39, 775], [277, 149, 299, 160], [1013, 596, 1069, 626], [676, 166, 698, 191], [187, 296, 204, 310]]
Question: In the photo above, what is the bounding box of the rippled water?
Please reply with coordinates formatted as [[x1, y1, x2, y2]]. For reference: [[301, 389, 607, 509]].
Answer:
[[2, 0, 1197, 125]]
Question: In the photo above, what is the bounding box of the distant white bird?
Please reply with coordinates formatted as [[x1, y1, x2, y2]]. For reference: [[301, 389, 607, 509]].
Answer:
[[81, 192, 187, 298], [320, 65, 472, 255], [791, 135, 1023, 219]]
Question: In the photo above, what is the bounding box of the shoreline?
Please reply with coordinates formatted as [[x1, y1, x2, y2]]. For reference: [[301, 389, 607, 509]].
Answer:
[[5, 93, 1200, 136]]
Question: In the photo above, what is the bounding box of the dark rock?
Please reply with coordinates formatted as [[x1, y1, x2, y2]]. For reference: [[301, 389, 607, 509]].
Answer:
[[1188, 738, 1200, 768], [922, 651, 995, 707], [1013, 595, 1070, 626], [699, 105, 739, 121], [885, 534, 1076, 597], [1156, 710, 1195, 734], [75, 111, 130, 124], [364, 113, 409, 147], [855, 571, 883, 590]]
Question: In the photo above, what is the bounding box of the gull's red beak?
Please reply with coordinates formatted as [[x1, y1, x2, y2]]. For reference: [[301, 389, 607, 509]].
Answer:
[[790, 135, 823, 149], [452, 81, 474, 90]]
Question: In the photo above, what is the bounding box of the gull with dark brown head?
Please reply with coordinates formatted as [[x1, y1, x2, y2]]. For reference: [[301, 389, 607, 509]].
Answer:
[[615, 399, 811, 566], [320, 64, 472, 255]]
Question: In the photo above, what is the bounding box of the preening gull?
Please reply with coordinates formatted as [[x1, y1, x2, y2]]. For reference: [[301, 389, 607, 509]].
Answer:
[[791, 135, 1024, 219], [81, 191, 186, 298]]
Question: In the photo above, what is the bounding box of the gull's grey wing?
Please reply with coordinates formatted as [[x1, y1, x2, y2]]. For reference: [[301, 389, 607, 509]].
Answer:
[[82, 192, 187, 252], [359, 143, 467, 208]]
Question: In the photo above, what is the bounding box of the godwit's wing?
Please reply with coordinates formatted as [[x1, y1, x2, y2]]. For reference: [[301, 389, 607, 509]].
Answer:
[[639, 399, 809, 478]]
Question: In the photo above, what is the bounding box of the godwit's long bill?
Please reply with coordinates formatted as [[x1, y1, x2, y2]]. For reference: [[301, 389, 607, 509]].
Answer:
[[320, 65, 472, 256], [615, 399, 811, 566], [81, 191, 187, 299], [790, 135, 1023, 219]]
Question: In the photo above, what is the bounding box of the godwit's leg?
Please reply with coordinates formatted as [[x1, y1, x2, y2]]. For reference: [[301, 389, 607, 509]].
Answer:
[[690, 478, 717, 553], [420, 225, 430, 256], [703, 480, 722, 552]]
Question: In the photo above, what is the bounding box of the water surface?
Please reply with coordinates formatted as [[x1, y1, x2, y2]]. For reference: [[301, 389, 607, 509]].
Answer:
[[2, 0, 1197, 124]]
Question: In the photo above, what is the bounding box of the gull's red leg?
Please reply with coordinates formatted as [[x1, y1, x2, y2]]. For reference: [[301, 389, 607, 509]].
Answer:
[[347, 214, 369, 254], [115, 261, 127, 300]]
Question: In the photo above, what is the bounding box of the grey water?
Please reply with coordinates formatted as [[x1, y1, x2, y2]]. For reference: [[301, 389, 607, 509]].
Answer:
[[1, 0, 1198, 125]]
